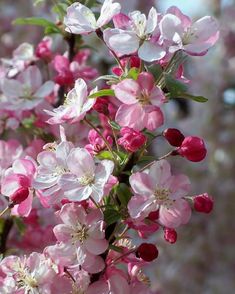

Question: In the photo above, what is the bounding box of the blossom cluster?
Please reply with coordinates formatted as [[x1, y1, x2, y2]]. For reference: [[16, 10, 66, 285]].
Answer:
[[0, 1, 217, 293]]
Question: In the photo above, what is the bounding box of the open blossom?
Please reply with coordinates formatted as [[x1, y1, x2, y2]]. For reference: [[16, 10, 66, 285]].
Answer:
[[48, 203, 108, 273], [64, 0, 121, 35], [1, 158, 37, 217], [128, 159, 191, 228], [33, 140, 73, 205], [45, 78, 96, 124], [0, 253, 56, 293], [104, 8, 166, 62], [114, 72, 165, 130], [159, 6, 219, 55], [1, 65, 54, 111], [58, 147, 114, 202]]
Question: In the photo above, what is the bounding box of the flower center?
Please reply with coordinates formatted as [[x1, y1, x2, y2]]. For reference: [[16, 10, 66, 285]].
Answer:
[[137, 90, 150, 105], [21, 86, 33, 100], [16, 266, 38, 290], [72, 225, 89, 244], [154, 187, 173, 207], [79, 174, 94, 186], [183, 28, 198, 45]]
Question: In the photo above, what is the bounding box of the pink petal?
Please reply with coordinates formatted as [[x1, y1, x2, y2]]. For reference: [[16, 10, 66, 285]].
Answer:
[[114, 79, 140, 104], [85, 238, 108, 255]]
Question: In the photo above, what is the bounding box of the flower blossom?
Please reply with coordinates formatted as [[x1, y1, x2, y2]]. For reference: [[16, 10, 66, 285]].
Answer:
[[45, 78, 96, 124], [159, 6, 219, 55], [1, 65, 54, 111], [114, 72, 165, 130], [104, 8, 166, 62], [1, 157, 37, 217], [128, 159, 191, 228], [47, 203, 108, 274], [64, 0, 121, 35]]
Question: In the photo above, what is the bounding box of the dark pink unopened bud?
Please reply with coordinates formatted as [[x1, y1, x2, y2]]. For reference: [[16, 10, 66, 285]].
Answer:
[[194, 193, 213, 213], [10, 187, 29, 204], [164, 228, 177, 244], [178, 136, 207, 162], [36, 37, 53, 61], [93, 98, 109, 115], [137, 243, 158, 262], [163, 128, 185, 147], [148, 210, 159, 221], [118, 127, 146, 152]]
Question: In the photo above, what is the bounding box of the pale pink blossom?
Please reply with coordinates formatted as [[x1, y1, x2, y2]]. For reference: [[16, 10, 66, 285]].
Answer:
[[45, 78, 96, 124], [47, 203, 108, 273], [64, 0, 121, 35], [159, 6, 219, 55], [128, 159, 191, 228], [114, 72, 165, 130], [0, 253, 56, 293], [1, 65, 54, 111], [1, 157, 37, 217], [58, 147, 114, 202], [104, 8, 166, 62]]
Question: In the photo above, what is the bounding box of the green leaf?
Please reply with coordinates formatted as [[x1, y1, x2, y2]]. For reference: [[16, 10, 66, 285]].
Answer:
[[52, 3, 67, 20], [33, 0, 45, 6], [165, 74, 188, 97], [96, 151, 114, 161], [14, 218, 26, 235], [116, 183, 132, 206], [88, 89, 115, 99], [109, 244, 123, 253], [104, 209, 121, 226], [108, 120, 121, 131], [94, 75, 119, 83], [13, 17, 61, 34], [127, 67, 139, 80], [177, 93, 208, 103]]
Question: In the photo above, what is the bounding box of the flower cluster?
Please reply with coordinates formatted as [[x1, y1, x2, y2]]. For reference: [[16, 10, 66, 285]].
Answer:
[[0, 1, 217, 293]]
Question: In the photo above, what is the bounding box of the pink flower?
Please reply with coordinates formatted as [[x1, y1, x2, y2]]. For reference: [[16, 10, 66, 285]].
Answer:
[[36, 37, 53, 62], [178, 136, 207, 162], [45, 78, 96, 124], [48, 203, 108, 273], [104, 9, 166, 62], [1, 158, 37, 217], [114, 72, 165, 130], [58, 147, 114, 202], [159, 6, 219, 55], [118, 127, 146, 152], [64, 0, 121, 35], [85, 129, 113, 155], [128, 160, 191, 228], [0, 253, 56, 293], [1, 65, 54, 110]]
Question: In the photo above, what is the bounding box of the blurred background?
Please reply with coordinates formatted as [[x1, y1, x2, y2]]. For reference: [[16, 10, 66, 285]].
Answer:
[[0, 0, 234, 293]]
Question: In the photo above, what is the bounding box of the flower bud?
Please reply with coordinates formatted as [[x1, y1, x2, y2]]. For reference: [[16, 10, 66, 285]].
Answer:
[[10, 187, 29, 204], [163, 128, 185, 147], [137, 243, 158, 262], [148, 210, 159, 221], [193, 193, 213, 213], [178, 136, 207, 162], [164, 228, 177, 244], [93, 98, 109, 115], [118, 127, 146, 152], [36, 37, 53, 62]]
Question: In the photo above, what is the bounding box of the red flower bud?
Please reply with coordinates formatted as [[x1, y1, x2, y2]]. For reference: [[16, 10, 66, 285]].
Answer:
[[10, 187, 29, 204], [118, 127, 146, 152], [178, 136, 207, 162], [194, 193, 213, 213], [93, 98, 109, 115], [137, 243, 158, 262], [163, 128, 185, 147], [164, 228, 177, 244], [148, 210, 159, 221]]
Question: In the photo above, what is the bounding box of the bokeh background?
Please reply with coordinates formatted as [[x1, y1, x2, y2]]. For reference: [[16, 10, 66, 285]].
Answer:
[[0, 0, 234, 293]]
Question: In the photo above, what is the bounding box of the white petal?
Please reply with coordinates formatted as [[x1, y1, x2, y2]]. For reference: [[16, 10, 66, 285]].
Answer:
[[34, 81, 54, 98], [145, 7, 158, 35], [97, 0, 121, 28], [138, 41, 166, 62]]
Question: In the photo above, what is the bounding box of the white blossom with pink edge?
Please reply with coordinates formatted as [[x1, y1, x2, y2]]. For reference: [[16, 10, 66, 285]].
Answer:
[[58, 147, 114, 202], [45, 78, 96, 124], [64, 0, 121, 35], [114, 72, 165, 130], [159, 6, 219, 56], [128, 159, 191, 228], [0, 253, 57, 293], [46, 203, 108, 274], [104, 8, 166, 62], [0, 65, 54, 111]]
